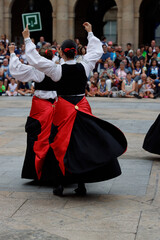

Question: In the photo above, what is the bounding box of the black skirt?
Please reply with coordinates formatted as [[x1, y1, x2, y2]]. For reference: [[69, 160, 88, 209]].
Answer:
[[143, 114, 160, 155]]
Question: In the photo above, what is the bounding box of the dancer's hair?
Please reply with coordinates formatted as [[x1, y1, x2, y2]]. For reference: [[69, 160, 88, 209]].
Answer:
[[39, 47, 53, 60], [61, 39, 77, 59]]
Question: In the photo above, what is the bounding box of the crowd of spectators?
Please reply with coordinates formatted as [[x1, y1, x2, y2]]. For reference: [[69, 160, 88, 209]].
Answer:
[[0, 33, 160, 99]]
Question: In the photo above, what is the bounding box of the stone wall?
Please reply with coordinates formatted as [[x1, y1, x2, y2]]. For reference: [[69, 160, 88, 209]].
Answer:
[[0, 0, 144, 49]]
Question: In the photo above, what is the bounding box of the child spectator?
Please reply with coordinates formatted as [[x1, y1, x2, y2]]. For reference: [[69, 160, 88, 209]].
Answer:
[[139, 77, 154, 98], [0, 80, 5, 96], [6, 78, 18, 96], [18, 82, 32, 96], [97, 78, 108, 97], [88, 80, 98, 97]]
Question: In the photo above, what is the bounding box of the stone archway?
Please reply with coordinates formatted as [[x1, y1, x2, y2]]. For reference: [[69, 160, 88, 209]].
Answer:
[[10, 0, 53, 45], [74, 0, 117, 44], [139, 0, 160, 45]]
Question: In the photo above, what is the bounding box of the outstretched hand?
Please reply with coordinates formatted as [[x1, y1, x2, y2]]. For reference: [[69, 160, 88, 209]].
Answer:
[[22, 24, 30, 39], [83, 22, 92, 33], [9, 44, 15, 54]]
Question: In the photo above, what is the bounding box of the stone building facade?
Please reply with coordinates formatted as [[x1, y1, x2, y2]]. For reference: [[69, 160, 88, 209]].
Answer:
[[0, 0, 159, 50]]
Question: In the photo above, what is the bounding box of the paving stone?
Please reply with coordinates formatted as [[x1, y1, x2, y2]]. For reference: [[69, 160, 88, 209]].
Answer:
[[0, 229, 68, 240]]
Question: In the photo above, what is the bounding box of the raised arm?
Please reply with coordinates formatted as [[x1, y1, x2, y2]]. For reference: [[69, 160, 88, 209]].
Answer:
[[9, 45, 45, 82], [81, 22, 103, 77], [22, 25, 62, 82]]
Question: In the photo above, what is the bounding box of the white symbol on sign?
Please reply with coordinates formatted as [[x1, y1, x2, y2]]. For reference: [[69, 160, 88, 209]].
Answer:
[[26, 15, 38, 27]]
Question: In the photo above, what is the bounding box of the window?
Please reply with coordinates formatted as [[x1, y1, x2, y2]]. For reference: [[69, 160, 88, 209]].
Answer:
[[103, 21, 117, 43]]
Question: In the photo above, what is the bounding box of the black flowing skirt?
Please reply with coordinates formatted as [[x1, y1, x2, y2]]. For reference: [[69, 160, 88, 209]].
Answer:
[[50, 96, 127, 184], [143, 114, 160, 155]]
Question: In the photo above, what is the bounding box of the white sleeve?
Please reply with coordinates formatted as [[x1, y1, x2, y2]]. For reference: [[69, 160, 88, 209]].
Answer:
[[81, 32, 103, 77], [9, 53, 45, 82], [25, 38, 62, 82]]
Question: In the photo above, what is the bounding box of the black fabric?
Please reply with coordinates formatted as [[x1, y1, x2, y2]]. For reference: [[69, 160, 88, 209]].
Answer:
[[49, 123, 58, 144], [22, 117, 41, 179], [143, 114, 160, 155], [56, 63, 87, 95], [63, 111, 127, 182], [35, 75, 57, 91]]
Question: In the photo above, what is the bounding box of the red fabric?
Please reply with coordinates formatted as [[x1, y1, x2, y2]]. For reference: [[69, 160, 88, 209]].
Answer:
[[50, 96, 92, 175], [30, 96, 56, 180]]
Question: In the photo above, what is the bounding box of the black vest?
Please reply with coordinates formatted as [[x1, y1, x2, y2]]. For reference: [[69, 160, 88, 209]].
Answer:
[[56, 63, 87, 95], [35, 75, 57, 91], [35, 63, 87, 95]]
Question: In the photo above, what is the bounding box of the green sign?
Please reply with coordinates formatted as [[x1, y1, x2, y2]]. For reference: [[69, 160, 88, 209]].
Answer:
[[22, 12, 42, 32]]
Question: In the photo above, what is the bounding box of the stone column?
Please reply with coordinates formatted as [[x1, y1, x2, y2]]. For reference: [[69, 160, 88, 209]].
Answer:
[[121, 0, 134, 49], [56, 0, 69, 44], [0, 0, 4, 36], [134, 12, 140, 50], [4, 12, 12, 42], [52, 11, 57, 41], [117, 11, 122, 46], [68, 12, 75, 40]]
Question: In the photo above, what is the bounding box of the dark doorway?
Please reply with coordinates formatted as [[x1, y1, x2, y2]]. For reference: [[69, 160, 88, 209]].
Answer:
[[139, 0, 160, 46], [11, 0, 53, 46], [75, 0, 116, 45]]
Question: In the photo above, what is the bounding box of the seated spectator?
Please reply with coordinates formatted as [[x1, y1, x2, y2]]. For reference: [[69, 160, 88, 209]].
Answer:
[[149, 52, 157, 66], [147, 58, 160, 93], [0, 48, 5, 66], [0, 80, 5, 96], [122, 59, 132, 74], [140, 58, 147, 74], [0, 66, 3, 81], [132, 60, 144, 82], [88, 80, 98, 97], [137, 73, 147, 94], [115, 62, 127, 89], [132, 49, 145, 68], [151, 40, 156, 52], [99, 62, 112, 92], [76, 46, 86, 62], [110, 47, 117, 61], [126, 49, 134, 66], [101, 36, 108, 47], [125, 43, 132, 56], [146, 46, 153, 68], [17, 82, 32, 96], [98, 44, 110, 71], [6, 78, 18, 96], [92, 71, 99, 83], [97, 78, 108, 97], [120, 72, 136, 98], [139, 77, 154, 99], [19, 44, 27, 64], [2, 58, 12, 88], [37, 36, 45, 48], [140, 44, 147, 60], [1, 34, 9, 48]]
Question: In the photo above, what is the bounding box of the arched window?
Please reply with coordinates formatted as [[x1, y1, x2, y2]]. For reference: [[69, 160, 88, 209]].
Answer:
[[103, 6, 117, 43]]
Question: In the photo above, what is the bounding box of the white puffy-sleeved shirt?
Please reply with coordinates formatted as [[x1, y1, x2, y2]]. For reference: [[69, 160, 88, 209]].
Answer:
[[9, 53, 57, 99], [24, 32, 103, 83]]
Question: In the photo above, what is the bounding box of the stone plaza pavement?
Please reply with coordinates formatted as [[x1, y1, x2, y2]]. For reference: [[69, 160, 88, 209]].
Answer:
[[0, 96, 160, 240]]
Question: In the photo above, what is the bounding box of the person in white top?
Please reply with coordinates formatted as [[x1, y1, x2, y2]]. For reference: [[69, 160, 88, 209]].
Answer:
[[9, 45, 58, 182], [6, 78, 18, 96], [22, 23, 127, 197]]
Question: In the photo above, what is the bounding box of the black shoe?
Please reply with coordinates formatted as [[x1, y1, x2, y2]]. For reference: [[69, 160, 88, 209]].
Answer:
[[53, 185, 64, 196], [134, 94, 142, 99], [74, 183, 87, 196]]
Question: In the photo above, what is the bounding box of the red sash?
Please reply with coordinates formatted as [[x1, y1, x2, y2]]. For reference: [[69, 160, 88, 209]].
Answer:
[[30, 96, 56, 179], [50, 96, 92, 175]]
